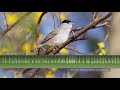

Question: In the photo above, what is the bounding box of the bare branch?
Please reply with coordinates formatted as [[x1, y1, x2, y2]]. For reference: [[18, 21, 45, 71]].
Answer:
[[106, 25, 112, 28], [73, 37, 87, 42], [91, 12, 97, 22], [3, 12, 8, 29], [59, 12, 61, 25], [93, 12, 97, 19], [52, 13, 56, 29], [71, 27, 83, 32], [95, 21, 110, 28], [66, 47, 89, 55]]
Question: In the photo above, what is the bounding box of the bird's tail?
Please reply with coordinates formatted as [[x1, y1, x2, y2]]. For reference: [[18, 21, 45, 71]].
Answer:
[[31, 44, 44, 52], [31, 44, 51, 55]]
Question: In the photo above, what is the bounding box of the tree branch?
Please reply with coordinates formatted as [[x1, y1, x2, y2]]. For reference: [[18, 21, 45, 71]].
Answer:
[[66, 47, 88, 55], [18, 68, 32, 77], [29, 68, 41, 78], [4, 12, 9, 29], [52, 13, 56, 29], [73, 37, 87, 42], [51, 12, 112, 55]]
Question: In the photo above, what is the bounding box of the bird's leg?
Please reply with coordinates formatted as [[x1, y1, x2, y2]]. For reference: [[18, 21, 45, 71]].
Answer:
[[52, 45, 59, 53], [56, 45, 61, 48], [31, 47, 38, 52], [54, 45, 60, 50]]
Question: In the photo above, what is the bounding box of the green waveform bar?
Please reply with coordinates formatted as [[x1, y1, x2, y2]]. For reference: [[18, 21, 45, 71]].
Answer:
[[0, 55, 120, 68]]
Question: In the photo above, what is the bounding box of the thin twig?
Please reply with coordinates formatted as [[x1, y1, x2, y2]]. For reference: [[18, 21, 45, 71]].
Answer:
[[106, 25, 112, 28], [91, 12, 97, 22], [66, 47, 89, 55], [3, 12, 13, 44], [4, 12, 9, 29], [54, 13, 60, 27], [93, 12, 97, 20], [73, 37, 87, 42], [59, 12, 61, 25], [96, 12, 102, 20], [52, 13, 56, 29], [95, 21, 110, 28], [71, 21, 109, 33], [0, 12, 32, 39]]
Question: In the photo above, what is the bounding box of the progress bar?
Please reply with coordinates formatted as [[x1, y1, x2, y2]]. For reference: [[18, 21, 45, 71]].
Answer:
[[0, 55, 120, 68]]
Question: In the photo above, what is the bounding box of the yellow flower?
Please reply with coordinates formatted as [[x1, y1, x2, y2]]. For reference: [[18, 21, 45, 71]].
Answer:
[[6, 14, 18, 24], [34, 12, 43, 23], [22, 43, 31, 54], [51, 68, 57, 72], [101, 49, 106, 55], [99, 52, 103, 55], [45, 73, 55, 78], [60, 48, 69, 55], [1, 48, 9, 53], [99, 49, 106, 55], [97, 42, 105, 49], [60, 13, 66, 21]]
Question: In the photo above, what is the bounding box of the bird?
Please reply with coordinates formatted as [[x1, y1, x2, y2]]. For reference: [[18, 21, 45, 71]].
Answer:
[[31, 20, 74, 54]]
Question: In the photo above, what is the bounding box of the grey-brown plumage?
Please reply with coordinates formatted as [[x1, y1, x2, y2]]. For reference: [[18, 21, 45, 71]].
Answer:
[[31, 20, 74, 55]]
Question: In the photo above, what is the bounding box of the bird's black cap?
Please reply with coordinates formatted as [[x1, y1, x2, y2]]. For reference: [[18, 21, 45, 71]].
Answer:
[[62, 20, 72, 24]]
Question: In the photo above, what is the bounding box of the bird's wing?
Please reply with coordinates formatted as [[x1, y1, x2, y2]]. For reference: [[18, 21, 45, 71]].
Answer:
[[41, 28, 60, 44]]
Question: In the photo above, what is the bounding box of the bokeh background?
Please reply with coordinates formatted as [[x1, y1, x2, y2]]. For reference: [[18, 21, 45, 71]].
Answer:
[[0, 12, 112, 78]]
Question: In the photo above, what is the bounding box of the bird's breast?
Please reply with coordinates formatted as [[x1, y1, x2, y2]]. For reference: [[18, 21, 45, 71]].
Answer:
[[54, 30, 70, 44]]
